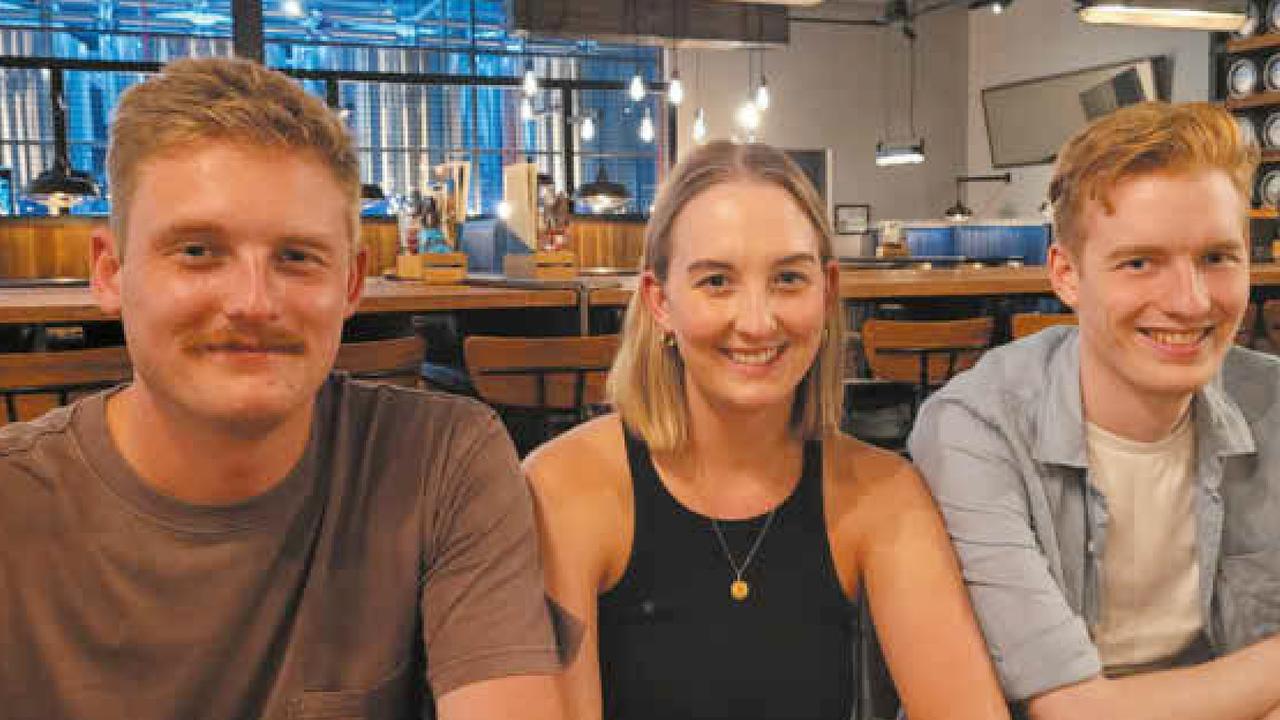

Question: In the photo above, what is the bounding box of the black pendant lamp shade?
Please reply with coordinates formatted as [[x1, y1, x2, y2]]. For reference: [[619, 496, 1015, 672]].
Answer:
[[576, 166, 630, 213], [26, 69, 100, 214], [25, 156, 100, 212]]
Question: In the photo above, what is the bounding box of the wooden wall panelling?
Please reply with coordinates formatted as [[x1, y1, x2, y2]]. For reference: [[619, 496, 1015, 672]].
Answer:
[[568, 218, 645, 270]]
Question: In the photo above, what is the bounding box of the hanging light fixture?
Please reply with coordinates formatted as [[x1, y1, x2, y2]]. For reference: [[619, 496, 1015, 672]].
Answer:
[[281, 0, 305, 18], [580, 113, 597, 142], [875, 28, 925, 167], [1075, 0, 1248, 30], [969, 0, 1013, 13], [639, 107, 656, 143], [693, 107, 709, 144], [755, 50, 770, 111], [736, 99, 761, 134], [629, 71, 646, 102], [158, 0, 228, 26], [576, 166, 631, 214], [522, 60, 538, 97], [943, 173, 1011, 222], [520, 97, 535, 121], [26, 71, 99, 215]]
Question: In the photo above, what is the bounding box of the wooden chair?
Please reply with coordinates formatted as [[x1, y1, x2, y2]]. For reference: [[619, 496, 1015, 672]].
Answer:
[[334, 335, 426, 388], [1011, 312, 1077, 340], [463, 335, 620, 450], [0, 345, 132, 424]]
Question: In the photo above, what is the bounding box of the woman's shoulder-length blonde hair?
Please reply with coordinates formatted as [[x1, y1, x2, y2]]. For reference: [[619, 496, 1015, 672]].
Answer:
[[607, 140, 845, 453]]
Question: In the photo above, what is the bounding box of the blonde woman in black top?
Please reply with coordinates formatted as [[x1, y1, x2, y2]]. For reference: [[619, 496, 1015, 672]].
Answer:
[[525, 142, 1008, 720]]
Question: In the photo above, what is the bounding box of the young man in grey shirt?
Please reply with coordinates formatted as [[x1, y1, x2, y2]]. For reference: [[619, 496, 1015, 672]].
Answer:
[[0, 57, 569, 719], [910, 101, 1280, 720]]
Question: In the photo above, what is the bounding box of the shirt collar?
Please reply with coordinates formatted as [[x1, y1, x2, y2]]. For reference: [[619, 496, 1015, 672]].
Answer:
[[1031, 331, 1255, 468]]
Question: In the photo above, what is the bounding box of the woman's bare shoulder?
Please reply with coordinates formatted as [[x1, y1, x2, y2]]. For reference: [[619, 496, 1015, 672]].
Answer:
[[826, 433, 936, 527], [524, 413, 632, 504]]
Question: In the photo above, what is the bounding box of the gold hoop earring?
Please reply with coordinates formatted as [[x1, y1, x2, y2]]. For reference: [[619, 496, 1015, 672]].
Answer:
[[663, 331, 677, 349]]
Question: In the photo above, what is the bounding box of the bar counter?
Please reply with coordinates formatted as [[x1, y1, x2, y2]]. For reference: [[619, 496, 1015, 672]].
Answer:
[[2, 264, 1279, 325]]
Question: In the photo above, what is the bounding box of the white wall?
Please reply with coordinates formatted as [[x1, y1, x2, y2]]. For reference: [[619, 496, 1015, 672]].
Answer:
[[966, 1, 1210, 218], [673, 7, 969, 227]]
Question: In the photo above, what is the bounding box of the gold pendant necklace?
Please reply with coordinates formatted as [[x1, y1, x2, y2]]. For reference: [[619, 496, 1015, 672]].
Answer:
[[711, 508, 778, 602]]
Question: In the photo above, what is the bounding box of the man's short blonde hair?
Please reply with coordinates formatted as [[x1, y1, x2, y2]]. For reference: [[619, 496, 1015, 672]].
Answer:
[[607, 141, 845, 453], [1049, 101, 1258, 253], [107, 56, 359, 246]]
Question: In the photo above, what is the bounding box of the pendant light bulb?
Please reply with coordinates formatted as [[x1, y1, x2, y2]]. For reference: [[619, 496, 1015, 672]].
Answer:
[[521, 62, 538, 98], [580, 114, 596, 142], [639, 108, 655, 144], [755, 78, 770, 111], [667, 73, 684, 106], [629, 72, 646, 102], [692, 108, 708, 144], [520, 97, 534, 121], [735, 99, 760, 132]]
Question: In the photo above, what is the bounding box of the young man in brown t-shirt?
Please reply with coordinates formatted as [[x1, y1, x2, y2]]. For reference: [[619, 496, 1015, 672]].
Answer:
[[0, 57, 569, 719]]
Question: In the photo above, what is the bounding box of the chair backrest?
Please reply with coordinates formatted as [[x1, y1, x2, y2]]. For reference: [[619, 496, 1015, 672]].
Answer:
[[0, 345, 132, 423], [1264, 300, 1280, 353], [334, 335, 426, 388], [861, 317, 994, 386], [463, 335, 619, 413], [1011, 312, 1077, 340]]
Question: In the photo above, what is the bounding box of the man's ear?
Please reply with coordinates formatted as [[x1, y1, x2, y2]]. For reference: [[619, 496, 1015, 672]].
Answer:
[[343, 247, 368, 319], [90, 226, 123, 317], [1047, 242, 1080, 310]]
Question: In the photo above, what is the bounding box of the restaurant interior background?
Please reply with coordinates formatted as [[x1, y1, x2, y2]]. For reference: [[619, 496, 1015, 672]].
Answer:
[[0, 0, 1272, 451]]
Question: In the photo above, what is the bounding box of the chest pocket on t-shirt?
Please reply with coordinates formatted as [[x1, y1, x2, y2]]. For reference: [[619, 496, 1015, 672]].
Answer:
[[1215, 548, 1280, 651], [288, 660, 415, 720]]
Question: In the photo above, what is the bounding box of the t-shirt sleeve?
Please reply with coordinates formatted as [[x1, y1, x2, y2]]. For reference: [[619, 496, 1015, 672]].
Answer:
[[420, 409, 563, 697], [908, 395, 1102, 702]]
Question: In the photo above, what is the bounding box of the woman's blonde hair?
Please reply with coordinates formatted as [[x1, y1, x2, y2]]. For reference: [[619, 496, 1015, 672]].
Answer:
[[607, 141, 845, 452]]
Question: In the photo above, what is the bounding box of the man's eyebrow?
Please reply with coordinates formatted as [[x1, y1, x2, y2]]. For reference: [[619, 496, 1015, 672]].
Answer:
[[153, 221, 225, 243], [774, 252, 820, 266], [685, 259, 734, 273]]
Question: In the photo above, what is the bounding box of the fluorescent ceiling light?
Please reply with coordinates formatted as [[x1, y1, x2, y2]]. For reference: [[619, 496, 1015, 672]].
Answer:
[[875, 140, 925, 167], [1075, 0, 1248, 31]]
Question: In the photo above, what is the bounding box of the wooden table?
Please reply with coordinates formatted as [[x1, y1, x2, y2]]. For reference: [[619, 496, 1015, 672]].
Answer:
[[0, 277, 579, 325]]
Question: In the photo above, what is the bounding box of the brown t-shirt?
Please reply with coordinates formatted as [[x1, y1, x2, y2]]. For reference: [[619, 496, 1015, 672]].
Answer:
[[0, 374, 562, 719]]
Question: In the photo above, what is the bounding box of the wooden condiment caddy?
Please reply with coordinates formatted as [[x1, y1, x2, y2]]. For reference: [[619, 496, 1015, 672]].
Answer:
[[503, 250, 577, 280], [395, 252, 468, 284]]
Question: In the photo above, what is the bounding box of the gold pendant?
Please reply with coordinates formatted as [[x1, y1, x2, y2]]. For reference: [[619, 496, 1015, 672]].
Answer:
[[730, 579, 749, 601]]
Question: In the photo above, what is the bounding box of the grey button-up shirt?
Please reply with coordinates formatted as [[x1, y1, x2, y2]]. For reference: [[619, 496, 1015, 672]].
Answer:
[[908, 327, 1280, 702]]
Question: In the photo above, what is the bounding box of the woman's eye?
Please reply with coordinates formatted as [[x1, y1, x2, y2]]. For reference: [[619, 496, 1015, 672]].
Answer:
[[698, 274, 728, 289], [776, 270, 808, 286]]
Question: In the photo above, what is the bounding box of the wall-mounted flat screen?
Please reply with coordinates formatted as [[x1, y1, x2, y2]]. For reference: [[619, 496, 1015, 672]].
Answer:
[[982, 57, 1171, 168]]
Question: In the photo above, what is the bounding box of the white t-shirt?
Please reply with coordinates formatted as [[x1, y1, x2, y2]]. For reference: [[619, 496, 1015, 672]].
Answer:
[[1085, 412, 1202, 672]]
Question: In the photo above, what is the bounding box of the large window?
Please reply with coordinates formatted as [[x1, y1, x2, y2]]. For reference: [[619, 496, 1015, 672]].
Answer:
[[0, 0, 666, 216]]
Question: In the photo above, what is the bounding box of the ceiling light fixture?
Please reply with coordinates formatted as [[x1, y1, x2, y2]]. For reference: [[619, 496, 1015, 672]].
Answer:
[[158, 0, 227, 26], [668, 45, 685, 105], [520, 97, 535, 121], [693, 107, 709, 144], [755, 50, 770, 111], [875, 140, 926, 167], [522, 59, 538, 97], [1075, 0, 1248, 30], [576, 166, 631, 214], [580, 113, 596, 142], [876, 28, 926, 167], [281, 0, 305, 18], [639, 107, 656, 143], [629, 71, 646, 102], [969, 0, 1013, 13]]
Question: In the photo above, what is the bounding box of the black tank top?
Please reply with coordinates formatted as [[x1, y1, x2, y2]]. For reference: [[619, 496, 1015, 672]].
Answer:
[[597, 433, 856, 720]]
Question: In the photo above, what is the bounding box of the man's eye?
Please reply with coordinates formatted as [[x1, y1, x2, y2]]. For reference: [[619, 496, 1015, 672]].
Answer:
[[776, 270, 808, 286], [1120, 257, 1148, 271], [1204, 251, 1238, 265], [179, 243, 212, 259]]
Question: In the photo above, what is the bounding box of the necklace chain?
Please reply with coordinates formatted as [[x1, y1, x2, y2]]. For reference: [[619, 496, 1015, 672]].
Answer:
[[710, 508, 778, 584]]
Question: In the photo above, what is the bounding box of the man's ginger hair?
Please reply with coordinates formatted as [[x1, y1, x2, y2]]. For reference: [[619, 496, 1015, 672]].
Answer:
[[107, 56, 359, 247], [1049, 101, 1258, 253]]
